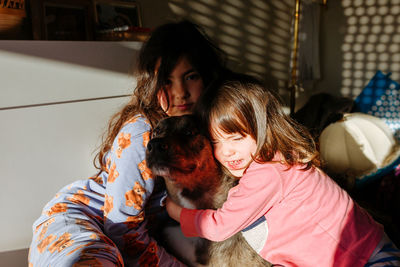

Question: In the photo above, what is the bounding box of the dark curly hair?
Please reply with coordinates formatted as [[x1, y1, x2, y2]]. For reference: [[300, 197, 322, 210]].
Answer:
[[94, 20, 229, 172]]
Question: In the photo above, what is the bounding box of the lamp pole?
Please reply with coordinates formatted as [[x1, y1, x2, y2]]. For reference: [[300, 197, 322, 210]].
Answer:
[[290, 0, 301, 115]]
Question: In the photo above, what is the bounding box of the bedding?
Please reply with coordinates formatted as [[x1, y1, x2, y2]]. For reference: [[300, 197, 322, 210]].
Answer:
[[354, 70, 400, 141], [319, 112, 400, 187]]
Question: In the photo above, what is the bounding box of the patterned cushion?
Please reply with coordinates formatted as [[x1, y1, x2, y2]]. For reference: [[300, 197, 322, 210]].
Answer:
[[354, 70, 400, 141]]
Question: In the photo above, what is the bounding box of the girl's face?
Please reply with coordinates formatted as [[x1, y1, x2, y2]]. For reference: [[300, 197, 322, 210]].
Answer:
[[157, 57, 204, 117], [211, 122, 257, 177]]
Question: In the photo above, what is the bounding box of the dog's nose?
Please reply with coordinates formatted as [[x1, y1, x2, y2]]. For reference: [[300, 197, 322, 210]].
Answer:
[[147, 139, 168, 152]]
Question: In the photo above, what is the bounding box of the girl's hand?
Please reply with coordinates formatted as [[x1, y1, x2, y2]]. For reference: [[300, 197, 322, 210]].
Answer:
[[166, 197, 182, 222]]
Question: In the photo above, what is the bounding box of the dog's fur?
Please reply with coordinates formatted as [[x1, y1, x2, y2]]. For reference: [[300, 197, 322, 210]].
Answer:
[[146, 115, 270, 267]]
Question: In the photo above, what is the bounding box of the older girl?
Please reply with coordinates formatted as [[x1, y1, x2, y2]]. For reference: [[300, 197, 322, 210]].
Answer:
[[29, 20, 230, 266]]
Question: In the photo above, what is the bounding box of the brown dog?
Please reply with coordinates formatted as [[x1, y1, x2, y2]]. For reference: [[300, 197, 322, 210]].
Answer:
[[146, 115, 270, 267]]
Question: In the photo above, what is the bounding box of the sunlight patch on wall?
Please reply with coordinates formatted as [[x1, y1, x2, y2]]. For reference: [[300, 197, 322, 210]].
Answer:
[[168, 3, 187, 17], [168, 0, 295, 102], [341, 0, 400, 97]]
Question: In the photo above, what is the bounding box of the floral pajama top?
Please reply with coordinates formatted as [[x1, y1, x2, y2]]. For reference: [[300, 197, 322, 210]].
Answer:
[[29, 115, 183, 266]]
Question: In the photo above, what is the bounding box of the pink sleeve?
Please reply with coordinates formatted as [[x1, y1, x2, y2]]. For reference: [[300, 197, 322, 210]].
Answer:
[[180, 208, 201, 236], [180, 163, 282, 242]]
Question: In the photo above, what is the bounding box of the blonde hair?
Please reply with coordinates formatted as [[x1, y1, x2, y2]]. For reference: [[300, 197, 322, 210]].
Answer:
[[197, 77, 320, 169]]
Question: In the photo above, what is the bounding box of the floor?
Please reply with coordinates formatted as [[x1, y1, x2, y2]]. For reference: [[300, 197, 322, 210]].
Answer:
[[0, 248, 28, 267]]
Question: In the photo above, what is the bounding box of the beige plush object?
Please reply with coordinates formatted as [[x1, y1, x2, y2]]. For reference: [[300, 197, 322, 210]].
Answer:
[[319, 113, 399, 179]]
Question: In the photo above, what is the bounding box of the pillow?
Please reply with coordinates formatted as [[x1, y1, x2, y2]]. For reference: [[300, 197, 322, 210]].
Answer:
[[354, 70, 400, 141], [319, 113, 400, 187]]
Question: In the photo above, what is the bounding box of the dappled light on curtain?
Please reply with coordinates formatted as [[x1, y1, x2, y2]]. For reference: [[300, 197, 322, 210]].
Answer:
[[341, 0, 400, 97], [168, 0, 295, 103]]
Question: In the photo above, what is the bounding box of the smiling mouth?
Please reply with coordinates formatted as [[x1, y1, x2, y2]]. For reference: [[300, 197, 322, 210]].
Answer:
[[227, 159, 243, 170]]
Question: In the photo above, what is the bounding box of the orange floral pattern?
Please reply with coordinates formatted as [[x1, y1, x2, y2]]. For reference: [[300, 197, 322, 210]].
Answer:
[[45, 203, 68, 216], [67, 190, 90, 206], [37, 218, 55, 241], [103, 194, 113, 218], [138, 160, 153, 180], [48, 232, 74, 253], [29, 116, 172, 266], [124, 211, 145, 228], [105, 156, 111, 173], [108, 162, 119, 183], [125, 182, 146, 210], [142, 132, 150, 147], [124, 116, 139, 125], [116, 132, 131, 158], [37, 234, 57, 253]]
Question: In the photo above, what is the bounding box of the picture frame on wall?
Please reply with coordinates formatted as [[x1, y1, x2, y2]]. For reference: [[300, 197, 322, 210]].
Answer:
[[94, 0, 148, 41], [30, 0, 94, 40], [30, 0, 148, 41]]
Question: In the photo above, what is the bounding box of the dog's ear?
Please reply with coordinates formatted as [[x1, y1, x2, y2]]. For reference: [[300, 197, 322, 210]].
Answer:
[[182, 114, 209, 137], [179, 114, 199, 131]]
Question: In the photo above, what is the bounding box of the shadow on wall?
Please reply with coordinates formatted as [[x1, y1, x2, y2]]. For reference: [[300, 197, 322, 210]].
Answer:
[[0, 0, 297, 104], [0, 41, 141, 75], [167, 0, 295, 103], [316, 0, 400, 99], [339, 0, 400, 98]]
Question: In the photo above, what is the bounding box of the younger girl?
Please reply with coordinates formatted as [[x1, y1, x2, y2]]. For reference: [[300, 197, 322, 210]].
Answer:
[[166, 78, 400, 266]]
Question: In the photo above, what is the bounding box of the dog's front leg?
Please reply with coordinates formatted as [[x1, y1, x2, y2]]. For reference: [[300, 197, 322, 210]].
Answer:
[[163, 223, 208, 267]]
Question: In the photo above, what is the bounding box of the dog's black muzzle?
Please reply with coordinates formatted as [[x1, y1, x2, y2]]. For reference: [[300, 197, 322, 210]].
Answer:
[[147, 138, 168, 154]]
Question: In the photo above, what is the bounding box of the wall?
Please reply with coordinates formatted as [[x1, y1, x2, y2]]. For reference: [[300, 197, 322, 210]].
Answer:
[[138, 0, 296, 104], [313, 0, 400, 100], [0, 41, 141, 263], [138, 0, 389, 108], [143, 0, 400, 109]]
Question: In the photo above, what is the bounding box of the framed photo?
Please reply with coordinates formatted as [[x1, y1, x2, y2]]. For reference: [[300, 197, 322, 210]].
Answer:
[[94, 0, 141, 30], [31, 0, 94, 40], [94, 0, 144, 41], [30, 0, 145, 41]]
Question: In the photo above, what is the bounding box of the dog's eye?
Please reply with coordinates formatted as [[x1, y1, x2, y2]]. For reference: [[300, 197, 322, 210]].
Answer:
[[152, 128, 161, 138], [184, 129, 197, 136]]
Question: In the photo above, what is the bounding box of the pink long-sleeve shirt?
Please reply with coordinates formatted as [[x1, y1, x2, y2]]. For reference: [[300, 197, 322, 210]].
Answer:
[[180, 161, 383, 267]]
